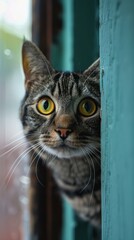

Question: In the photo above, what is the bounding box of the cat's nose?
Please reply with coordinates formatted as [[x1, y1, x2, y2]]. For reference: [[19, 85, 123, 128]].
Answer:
[[55, 128, 72, 140]]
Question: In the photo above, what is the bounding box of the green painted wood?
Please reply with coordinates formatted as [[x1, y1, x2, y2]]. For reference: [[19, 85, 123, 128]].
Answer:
[[51, 0, 73, 71], [100, 0, 134, 239], [73, 0, 99, 71]]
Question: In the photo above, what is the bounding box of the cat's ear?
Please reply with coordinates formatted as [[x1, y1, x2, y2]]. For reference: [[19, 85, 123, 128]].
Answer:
[[83, 58, 100, 81], [22, 40, 55, 89]]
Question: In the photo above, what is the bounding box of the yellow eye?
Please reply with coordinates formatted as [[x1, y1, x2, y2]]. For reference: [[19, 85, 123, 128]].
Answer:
[[78, 98, 97, 117], [37, 97, 55, 115]]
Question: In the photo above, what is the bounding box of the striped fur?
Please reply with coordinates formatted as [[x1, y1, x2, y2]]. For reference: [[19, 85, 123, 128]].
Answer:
[[20, 41, 101, 227]]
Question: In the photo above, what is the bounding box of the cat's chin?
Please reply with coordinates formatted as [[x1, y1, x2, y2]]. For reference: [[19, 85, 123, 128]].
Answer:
[[40, 144, 84, 159]]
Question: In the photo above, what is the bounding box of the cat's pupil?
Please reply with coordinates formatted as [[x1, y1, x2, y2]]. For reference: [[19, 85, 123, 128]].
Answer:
[[84, 102, 91, 112], [43, 100, 49, 110]]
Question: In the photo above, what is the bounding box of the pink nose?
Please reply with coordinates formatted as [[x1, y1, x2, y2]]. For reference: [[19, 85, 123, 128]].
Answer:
[[55, 128, 72, 140]]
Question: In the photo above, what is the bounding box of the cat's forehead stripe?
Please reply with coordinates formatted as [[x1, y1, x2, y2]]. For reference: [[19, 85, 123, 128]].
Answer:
[[50, 71, 99, 99], [72, 72, 80, 81], [63, 72, 80, 82], [53, 71, 80, 82], [52, 72, 80, 97], [53, 72, 63, 81]]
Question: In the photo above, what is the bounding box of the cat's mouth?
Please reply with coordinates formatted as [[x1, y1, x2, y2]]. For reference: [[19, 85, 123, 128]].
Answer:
[[40, 140, 84, 159]]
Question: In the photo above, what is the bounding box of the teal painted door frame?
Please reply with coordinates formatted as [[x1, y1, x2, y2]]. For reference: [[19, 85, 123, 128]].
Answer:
[[100, 0, 134, 239]]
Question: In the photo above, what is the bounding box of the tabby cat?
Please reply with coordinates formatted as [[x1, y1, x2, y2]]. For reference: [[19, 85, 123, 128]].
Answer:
[[20, 41, 101, 227]]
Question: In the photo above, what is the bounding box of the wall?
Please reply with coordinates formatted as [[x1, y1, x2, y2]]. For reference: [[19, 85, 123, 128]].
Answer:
[[100, 0, 134, 239]]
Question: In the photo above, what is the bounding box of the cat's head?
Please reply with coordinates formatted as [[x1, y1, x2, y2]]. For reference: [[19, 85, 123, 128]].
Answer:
[[20, 41, 100, 159]]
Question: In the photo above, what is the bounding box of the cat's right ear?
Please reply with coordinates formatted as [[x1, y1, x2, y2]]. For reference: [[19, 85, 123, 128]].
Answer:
[[22, 41, 55, 90], [83, 58, 100, 82]]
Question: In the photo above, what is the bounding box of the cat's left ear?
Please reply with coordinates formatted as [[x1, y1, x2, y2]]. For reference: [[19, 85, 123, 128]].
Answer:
[[83, 58, 100, 81], [22, 40, 55, 89]]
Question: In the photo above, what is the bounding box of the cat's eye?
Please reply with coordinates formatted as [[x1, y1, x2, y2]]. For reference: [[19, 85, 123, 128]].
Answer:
[[78, 98, 97, 117], [37, 97, 55, 115]]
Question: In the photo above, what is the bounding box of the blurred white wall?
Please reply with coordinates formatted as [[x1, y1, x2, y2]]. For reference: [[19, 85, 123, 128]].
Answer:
[[0, 1, 31, 239]]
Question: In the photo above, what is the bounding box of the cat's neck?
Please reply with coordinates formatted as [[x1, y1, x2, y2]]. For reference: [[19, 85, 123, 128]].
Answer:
[[39, 150, 100, 188]]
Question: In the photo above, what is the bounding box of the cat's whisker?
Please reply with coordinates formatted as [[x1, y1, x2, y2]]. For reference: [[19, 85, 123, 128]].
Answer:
[[24, 143, 46, 187], [3, 143, 40, 189], [87, 146, 100, 157], [86, 145, 101, 167], [5, 129, 24, 142], [81, 147, 96, 208], [1, 134, 26, 150], [46, 153, 57, 168], [35, 148, 46, 188], [91, 156, 100, 167], [87, 154, 96, 208], [90, 152, 100, 166], [0, 140, 28, 158], [91, 147, 100, 154], [29, 146, 56, 187], [26, 146, 39, 176], [79, 147, 92, 193], [0, 132, 39, 157], [80, 148, 98, 219]]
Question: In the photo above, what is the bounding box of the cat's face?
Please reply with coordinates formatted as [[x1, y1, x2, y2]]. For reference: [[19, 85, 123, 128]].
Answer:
[[20, 41, 100, 159]]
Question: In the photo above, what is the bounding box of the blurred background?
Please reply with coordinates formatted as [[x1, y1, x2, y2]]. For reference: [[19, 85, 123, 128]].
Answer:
[[0, 0, 31, 240], [0, 0, 99, 239]]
